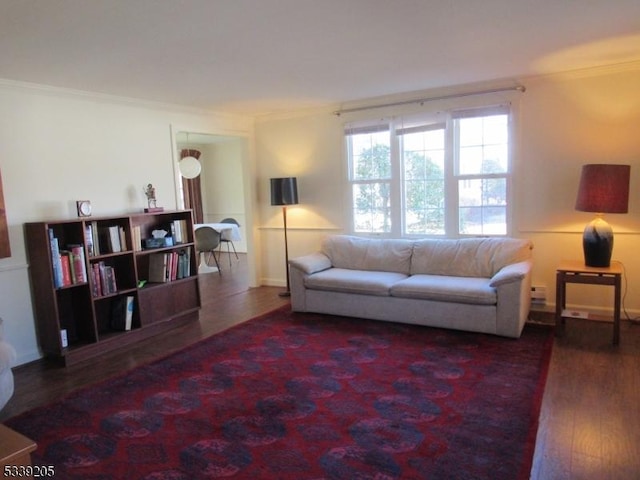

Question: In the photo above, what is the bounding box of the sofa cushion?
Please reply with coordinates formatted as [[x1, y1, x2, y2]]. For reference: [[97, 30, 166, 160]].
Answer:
[[410, 238, 532, 278], [390, 274, 497, 305], [321, 235, 413, 274], [304, 268, 407, 296]]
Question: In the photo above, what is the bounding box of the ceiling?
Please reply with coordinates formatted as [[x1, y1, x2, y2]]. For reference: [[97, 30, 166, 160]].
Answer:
[[2, 0, 640, 117]]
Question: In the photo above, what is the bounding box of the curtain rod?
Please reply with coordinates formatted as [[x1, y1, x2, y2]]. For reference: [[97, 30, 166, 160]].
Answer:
[[333, 85, 526, 116]]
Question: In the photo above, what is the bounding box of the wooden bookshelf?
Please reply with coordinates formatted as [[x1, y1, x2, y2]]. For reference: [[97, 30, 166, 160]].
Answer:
[[25, 210, 201, 366]]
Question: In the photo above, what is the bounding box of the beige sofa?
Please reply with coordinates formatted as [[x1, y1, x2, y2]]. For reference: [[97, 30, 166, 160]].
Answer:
[[289, 235, 533, 338]]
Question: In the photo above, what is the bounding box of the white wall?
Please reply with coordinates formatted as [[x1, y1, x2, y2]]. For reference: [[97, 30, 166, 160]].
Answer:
[[0, 81, 253, 365], [255, 112, 345, 286], [255, 63, 640, 316], [519, 64, 640, 313], [203, 140, 248, 253], [3, 62, 639, 366]]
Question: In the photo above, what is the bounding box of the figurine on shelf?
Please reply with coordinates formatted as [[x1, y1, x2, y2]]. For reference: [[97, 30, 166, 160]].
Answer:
[[144, 184, 157, 208], [143, 184, 163, 213]]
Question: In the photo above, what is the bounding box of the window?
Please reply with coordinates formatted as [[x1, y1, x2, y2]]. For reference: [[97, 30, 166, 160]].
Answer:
[[346, 105, 512, 237], [346, 124, 391, 233]]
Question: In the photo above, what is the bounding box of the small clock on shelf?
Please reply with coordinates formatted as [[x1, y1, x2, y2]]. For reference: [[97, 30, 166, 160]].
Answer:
[[76, 200, 92, 217]]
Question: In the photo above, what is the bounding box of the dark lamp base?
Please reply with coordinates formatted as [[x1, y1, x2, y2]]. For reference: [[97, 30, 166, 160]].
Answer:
[[583, 216, 613, 268]]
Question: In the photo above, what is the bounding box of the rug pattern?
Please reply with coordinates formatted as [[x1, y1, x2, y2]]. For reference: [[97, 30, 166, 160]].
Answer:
[[7, 308, 552, 479]]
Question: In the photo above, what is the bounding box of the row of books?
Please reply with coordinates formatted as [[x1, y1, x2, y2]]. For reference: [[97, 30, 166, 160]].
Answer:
[[170, 219, 190, 244], [90, 261, 118, 298], [50, 229, 87, 289], [85, 223, 128, 257], [148, 249, 191, 283], [132, 225, 143, 252]]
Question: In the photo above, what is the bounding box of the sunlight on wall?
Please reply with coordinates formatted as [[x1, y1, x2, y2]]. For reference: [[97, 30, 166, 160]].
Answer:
[[263, 205, 335, 230], [534, 35, 640, 120], [518, 63, 640, 234], [535, 34, 640, 77], [258, 124, 315, 174]]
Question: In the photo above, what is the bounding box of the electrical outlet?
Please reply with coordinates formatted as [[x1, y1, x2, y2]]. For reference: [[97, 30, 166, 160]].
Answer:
[[531, 285, 547, 303]]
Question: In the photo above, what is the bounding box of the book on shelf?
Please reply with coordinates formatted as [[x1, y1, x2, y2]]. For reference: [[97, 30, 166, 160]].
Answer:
[[104, 264, 117, 293], [119, 226, 127, 251], [178, 248, 191, 278], [84, 224, 94, 257], [110, 295, 134, 331], [108, 226, 121, 253], [132, 225, 142, 252], [91, 261, 118, 297], [170, 219, 189, 244], [95, 225, 128, 254], [48, 228, 64, 289], [91, 222, 101, 256], [59, 251, 72, 287], [125, 295, 134, 330], [91, 263, 102, 297], [147, 249, 191, 283], [148, 253, 168, 283], [68, 244, 87, 284]]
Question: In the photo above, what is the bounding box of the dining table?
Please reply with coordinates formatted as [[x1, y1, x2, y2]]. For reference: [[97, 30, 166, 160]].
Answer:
[[194, 222, 242, 273], [194, 222, 241, 242]]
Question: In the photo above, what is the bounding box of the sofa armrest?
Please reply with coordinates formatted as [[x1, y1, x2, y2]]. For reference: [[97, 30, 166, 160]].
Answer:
[[489, 260, 532, 287], [289, 252, 332, 275], [493, 260, 533, 338], [289, 252, 332, 312]]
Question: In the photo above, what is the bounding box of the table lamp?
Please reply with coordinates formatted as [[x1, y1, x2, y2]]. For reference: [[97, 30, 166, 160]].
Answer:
[[575, 164, 630, 267], [270, 177, 299, 296]]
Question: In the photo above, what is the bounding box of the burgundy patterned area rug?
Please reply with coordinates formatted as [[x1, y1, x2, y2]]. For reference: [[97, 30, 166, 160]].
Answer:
[[7, 306, 552, 480]]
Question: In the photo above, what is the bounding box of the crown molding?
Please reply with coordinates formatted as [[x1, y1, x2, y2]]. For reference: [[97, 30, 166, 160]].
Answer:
[[0, 77, 250, 122]]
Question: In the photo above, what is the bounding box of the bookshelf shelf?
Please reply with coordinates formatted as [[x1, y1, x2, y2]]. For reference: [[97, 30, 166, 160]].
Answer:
[[25, 210, 201, 366]]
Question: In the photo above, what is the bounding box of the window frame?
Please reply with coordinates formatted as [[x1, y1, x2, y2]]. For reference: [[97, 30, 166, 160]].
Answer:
[[345, 104, 515, 238]]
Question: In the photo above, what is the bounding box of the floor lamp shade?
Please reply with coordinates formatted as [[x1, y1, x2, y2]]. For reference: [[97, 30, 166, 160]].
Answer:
[[270, 177, 299, 297], [575, 164, 630, 267], [270, 177, 299, 206]]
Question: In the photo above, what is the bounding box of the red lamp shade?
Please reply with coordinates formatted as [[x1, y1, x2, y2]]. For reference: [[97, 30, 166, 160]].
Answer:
[[575, 164, 630, 213], [575, 164, 630, 267]]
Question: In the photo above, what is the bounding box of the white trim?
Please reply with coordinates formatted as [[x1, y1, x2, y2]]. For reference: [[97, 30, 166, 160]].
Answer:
[[0, 263, 28, 273]]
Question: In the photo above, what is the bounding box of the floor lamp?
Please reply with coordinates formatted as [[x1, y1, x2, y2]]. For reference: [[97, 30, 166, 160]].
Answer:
[[270, 177, 299, 297]]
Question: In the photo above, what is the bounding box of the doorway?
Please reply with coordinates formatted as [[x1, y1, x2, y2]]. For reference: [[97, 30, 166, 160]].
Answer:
[[174, 131, 251, 289]]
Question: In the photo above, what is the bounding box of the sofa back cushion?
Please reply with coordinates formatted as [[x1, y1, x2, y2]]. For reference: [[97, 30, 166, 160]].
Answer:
[[410, 238, 532, 277], [321, 235, 413, 274]]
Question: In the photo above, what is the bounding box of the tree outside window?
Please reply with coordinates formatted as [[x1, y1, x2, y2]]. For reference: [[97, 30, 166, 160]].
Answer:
[[346, 106, 511, 237]]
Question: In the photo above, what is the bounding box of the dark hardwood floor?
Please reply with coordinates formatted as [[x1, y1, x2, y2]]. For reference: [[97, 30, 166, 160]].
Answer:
[[2, 254, 640, 479], [531, 315, 640, 480], [0, 253, 289, 422]]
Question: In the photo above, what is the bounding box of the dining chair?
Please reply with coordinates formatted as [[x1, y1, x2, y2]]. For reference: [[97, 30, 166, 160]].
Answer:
[[194, 226, 222, 274], [219, 217, 240, 267]]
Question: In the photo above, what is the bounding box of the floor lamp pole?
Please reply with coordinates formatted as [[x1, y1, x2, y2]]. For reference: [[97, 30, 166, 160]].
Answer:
[[279, 205, 291, 297]]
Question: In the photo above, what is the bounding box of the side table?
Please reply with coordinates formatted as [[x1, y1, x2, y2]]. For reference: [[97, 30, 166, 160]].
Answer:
[[0, 423, 37, 477], [555, 260, 623, 345]]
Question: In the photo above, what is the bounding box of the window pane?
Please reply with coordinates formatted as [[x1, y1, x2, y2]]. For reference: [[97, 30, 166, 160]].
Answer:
[[350, 131, 391, 180], [457, 114, 508, 175], [458, 178, 507, 234], [459, 117, 484, 146], [352, 183, 392, 233], [459, 206, 506, 235], [401, 128, 445, 235]]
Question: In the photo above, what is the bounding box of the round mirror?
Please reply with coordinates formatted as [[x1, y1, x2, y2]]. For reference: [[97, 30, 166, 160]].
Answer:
[[179, 156, 202, 179]]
